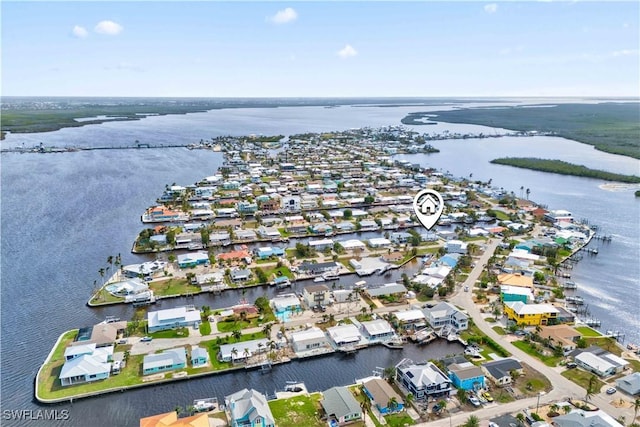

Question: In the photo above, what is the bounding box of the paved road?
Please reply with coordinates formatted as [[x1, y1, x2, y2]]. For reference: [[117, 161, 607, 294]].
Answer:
[[412, 238, 634, 426]]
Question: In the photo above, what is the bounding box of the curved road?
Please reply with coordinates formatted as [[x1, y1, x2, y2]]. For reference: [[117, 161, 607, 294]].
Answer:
[[414, 238, 634, 427]]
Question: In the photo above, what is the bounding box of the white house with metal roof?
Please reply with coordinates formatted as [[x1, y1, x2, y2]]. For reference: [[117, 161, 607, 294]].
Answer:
[[327, 324, 363, 347], [59, 344, 114, 386], [424, 302, 469, 332], [147, 306, 201, 333], [289, 327, 330, 353], [218, 339, 270, 363], [360, 319, 395, 342]]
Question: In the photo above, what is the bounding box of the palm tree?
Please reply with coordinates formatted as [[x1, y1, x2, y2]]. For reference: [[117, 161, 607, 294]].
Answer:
[[186, 405, 196, 416], [174, 405, 183, 417], [257, 342, 265, 361], [243, 347, 250, 363], [383, 366, 396, 383], [563, 405, 572, 415], [516, 413, 525, 427], [549, 404, 560, 416], [585, 374, 598, 402], [387, 397, 399, 413], [406, 393, 414, 408], [262, 322, 272, 338], [510, 369, 521, 385], [526, 188, 531, 200], [231, 347, 238, 362], [98, 267, 105, 285], [634, 398, 640, 422], [232, 330, 241, 341], [464, 415, 480, 427]]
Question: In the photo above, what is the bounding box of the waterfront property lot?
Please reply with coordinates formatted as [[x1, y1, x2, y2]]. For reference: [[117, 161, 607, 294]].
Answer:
[[268, 393, 325, 427], [561, 368, 606, 391], [574, 326, 601, 337], [149, 278, 200, 297], [512, 340, 562, 367]]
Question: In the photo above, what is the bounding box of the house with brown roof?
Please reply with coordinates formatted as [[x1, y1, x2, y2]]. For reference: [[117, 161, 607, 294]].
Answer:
[[497, 273, 534, 290], [362, 378, 404, 414], [539, 324, 581, 355], [139, 411, 208, 427]]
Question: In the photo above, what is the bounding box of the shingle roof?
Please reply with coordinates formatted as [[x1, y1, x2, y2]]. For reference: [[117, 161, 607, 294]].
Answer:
[[321, 387, 362, 419]]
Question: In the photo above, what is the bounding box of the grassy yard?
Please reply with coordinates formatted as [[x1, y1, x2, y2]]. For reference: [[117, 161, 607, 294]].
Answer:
[[625, 358, 640, 372], [561, 369, 606, 392], [38, 354, 146, 400], [492, 326, 507, 335], [149, 278, 200, 296], [574, 326, 601, 337], [512, 341, 561, 367], [263, 265, 293, 280], [199, 321, 212, 336], [269, 393, 325, 427], [584, 337, 622, 355], [89, 288, 125, 305], [385, 413, 415, 426], [149, 328, 189, 339]]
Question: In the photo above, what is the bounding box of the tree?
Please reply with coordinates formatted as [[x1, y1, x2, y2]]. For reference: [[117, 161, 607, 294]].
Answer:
[[563, 405, 572, 414], [516, 413, 526, 427], [186, 405, 196, 416], [383, 366, 396, 383], [174, 406, 183, 417], [262, 323, 273, 338], [457, 388, 468, 405], [510, 369, 521, 385], [406, 393, 414, 408], [634, 398, 640, 423], [231, 347, 238, 361], [232, 330, 242, 341], [343, 209, 353, 220], [464, 415, 480, 427], [585, 374, 598, 402], [387, 397, 399, 413]]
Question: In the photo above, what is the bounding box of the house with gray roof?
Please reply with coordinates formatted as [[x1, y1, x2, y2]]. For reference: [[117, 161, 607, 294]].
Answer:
[[423, 301, 468, 332], [59, 344, 114, 386], [553, 409, 624, 427], [482, 358, 523, 386], [570, 346, 630, 377], [225, 388, 275, 427], [142, 347, 187, 375], [191, 346, 209, 367], [395, 359, 452, 401], [321, 386, 363, 426], [616, 372, 640, 396]]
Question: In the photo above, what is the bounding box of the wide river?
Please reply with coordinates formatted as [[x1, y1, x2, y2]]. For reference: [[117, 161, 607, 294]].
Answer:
[[1, 103, 638, 427]]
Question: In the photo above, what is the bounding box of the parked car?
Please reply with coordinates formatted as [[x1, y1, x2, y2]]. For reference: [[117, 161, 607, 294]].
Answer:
[[468, 396, 481, 407], [566, 362, 577, 369], [606, 387, 617, 395], [140, 336, 153, 342], [482, 392, 494, 402]]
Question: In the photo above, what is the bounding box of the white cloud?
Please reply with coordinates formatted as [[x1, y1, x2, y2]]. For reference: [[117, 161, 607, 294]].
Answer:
[[337, 44, 358, 59], [499, 45, 524, 55], [612, 49, 639, 57], [72, 25, 88, 38], [94, 20, 123, 35], [268, 7, 298, 24], [484, 3, 498, 13]]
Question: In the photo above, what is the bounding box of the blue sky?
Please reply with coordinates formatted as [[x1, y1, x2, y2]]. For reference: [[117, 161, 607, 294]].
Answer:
[[2, 1, 638, 97]]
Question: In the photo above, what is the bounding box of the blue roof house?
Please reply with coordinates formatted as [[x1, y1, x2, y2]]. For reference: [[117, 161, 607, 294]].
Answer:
[[191, 346, 209, 367], [440, 254, 460, 268], [143, 347, 187, 375], [177, 251, 209, 268], [447, 362, 486, 391], [255, 247, 285, 260]]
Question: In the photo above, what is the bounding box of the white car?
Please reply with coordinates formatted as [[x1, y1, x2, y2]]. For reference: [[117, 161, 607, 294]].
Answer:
[[468, 396, 481, 407]]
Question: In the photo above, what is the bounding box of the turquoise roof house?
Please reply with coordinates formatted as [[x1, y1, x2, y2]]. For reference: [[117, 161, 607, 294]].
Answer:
[[143, 347, 186, 375], [448, 362, 485, 391]]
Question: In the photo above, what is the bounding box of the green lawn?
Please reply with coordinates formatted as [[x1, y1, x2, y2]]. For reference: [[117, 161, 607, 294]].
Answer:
[[149, 278, 200, 296], [89, 288, 125, 305], [149, 328, 189, 339], [584, 337, 622, 355], [512, 341, 561, 367], [574, 327, 601, 337], [199, 321, 212, 336], [625, 358, 640, 372], [561, 369, 606, 392], [492, 326, 507, 335], [263, 265, 293, 280], [385, 413, 415, 427], [269, 393, 325, 427]]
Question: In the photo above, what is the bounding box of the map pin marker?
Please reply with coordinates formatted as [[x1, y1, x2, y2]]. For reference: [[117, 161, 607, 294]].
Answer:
[[413, 189, 444, 230]]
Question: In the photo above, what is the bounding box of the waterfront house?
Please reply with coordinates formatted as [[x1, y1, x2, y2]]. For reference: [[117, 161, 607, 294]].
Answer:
[[392, 309, 427, 331], [447, 362, 486, 391], [237, 201, 258, 215], [59, 344, 113, 386], [290, 327, 330, 353], [390, 232, 413, 244], [615, 372, 640, 396], [395, 359, 452, 401], [500, 285, 533, 304], [539, 324, 581, 356], [142, 347, 187, 375], [254, 246, 285, 260], [270, 293, 301, 312], [359, 219, 378, 231], [321, 387, 363, 426], [190, 346, 209, 367], [70, 321, 127, 348], [208, 231, 231, 246], [298, 261, 339, 276], [503, 301, 559, 326], [308, 238, 334, 251], [360, 319, 395, 341], [281, 195, 301, 212], [139, 411, 209, 427], [367, 237, 392, 248], [177, 251, 209, 268], [571, 346, 629, 377], [142, 206, 188, 223], [553, 410, 624, 427], [218, 339, 270, 363], [445, 240, 468, 254], [327, 324, 363, 347], [225, 388, 275, 427], [482, 358, 523, 386], [217, 248, 252, 263], [230, 268, 252, 283], [303, 284, 331, 308], [544, 209, 573, 223], [339, 239, 367, 252], [122, 261, 167, 279], [365, 283, 407, 300], [423, 302, 468, 332], [105, 278, 150, 297], [235, 229, 258, 241], [335, 221, 356, 232], [362, 378, 404, 414], [497, 273, 534, 289], [193, 271, 225, 287], [147, 306, 201, 333]]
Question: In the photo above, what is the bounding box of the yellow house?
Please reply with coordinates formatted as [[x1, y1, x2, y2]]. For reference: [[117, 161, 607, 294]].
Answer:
[[503, 301, 559, 326]]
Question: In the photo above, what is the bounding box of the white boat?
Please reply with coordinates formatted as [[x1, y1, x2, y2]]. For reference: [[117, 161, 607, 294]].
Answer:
[[193, 397, 217, 412], [313, 277, 326, 282], [322, 272, 339, 281]]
